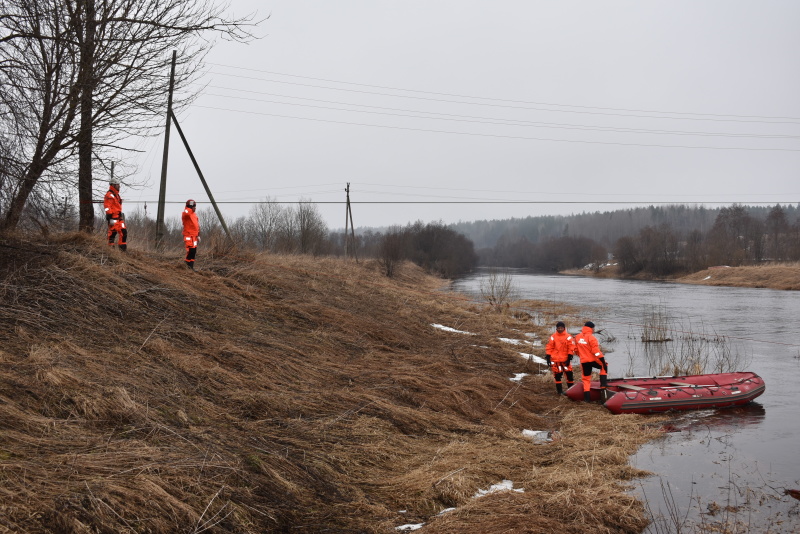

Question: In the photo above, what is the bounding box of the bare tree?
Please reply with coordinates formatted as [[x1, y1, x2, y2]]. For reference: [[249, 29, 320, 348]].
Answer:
[[247, 197, 285, 251], [1, 0, 259, 232], [296, 199, 328, 255], [378, 225, 407, 277], [0, 0, 81, 231], [765, 204, 789, 261]]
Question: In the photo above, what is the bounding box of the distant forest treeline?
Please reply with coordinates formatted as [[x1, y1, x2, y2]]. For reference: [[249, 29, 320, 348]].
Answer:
[[450, 204, 800, 275]]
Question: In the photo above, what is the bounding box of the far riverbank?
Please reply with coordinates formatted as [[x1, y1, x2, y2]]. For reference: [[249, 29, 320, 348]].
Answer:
[[561, 262, 800, 291]]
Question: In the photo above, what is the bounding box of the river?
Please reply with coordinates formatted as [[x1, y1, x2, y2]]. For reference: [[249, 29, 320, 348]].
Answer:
[[450, 270, 800, 532]]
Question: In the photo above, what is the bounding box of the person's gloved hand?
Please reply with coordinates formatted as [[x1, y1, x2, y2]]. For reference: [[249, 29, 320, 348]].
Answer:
[[567, 354, 573, 364], [545, 355, 551, 367]]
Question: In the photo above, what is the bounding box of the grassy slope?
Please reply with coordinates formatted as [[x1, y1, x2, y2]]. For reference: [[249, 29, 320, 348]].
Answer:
[[0, 234, 658, 533], [678, 263, 800, 290]]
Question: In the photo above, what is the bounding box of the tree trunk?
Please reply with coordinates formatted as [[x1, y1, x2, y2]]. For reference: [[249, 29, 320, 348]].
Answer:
[[2, 163, 46, 231], [77, 0, 96, 233]]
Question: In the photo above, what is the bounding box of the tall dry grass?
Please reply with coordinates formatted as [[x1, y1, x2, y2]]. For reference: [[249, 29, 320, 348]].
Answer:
[[1, 233, 661, 533]]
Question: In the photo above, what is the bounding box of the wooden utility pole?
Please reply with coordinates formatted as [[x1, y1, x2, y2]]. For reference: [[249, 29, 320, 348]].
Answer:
[[155, 50, 176, 250], [344, 183, 358, 261], [154, 50, 231, 248]]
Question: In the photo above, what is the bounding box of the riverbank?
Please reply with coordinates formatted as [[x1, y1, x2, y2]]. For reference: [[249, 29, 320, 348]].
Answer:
[[562, 262, 800, 290], [0, 234, 660, 533]]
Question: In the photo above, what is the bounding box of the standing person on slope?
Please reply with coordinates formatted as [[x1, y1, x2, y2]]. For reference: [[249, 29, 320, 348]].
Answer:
[[181, 199, 200, 270], [545, 321, 577, 395], [103, 178, 127, 251], [575, 321, 608, 402]]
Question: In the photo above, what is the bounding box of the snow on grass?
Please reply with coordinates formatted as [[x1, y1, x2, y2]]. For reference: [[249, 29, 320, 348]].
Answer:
[[430, 324, 474, 335], [473, 479, 525, 498], [510, 373, 528, 382], [499, 336, 541, 347], [522, 429, 552, 443], [395, 524, 424, 531], [519, 352, 547, 365]]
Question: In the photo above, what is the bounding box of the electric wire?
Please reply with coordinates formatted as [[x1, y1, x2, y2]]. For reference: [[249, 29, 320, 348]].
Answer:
[[192, 103, 800, 152], [197, 88, 800, 140], [205, 62, 800, 122], [206, 70, 800, 126]]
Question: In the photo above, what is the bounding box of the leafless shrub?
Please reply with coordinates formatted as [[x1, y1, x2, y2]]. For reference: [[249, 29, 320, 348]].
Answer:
[[641, 303, 673, 342], [640, 318, 751, 376], [479, 269, 517, 313]]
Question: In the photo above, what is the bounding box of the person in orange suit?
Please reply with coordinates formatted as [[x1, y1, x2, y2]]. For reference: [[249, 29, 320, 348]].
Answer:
[[103, 178, 127, 252], [575, 321, 608, 402], [545, 321, 576, 395], [181, 199, 200, 270]]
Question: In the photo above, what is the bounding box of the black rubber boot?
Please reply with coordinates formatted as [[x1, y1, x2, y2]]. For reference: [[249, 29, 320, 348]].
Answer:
[[556, 383, 563, 395], [600, 375, 609, 401], [583, 391, 592, 403], [119, 244, 127, 252]]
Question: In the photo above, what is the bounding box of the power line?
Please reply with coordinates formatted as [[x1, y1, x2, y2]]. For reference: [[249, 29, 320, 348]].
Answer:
[[205, 62, 800, 123], [192, 104, 800, 152], [208, 70, 800, 126], [120, 200, 800, 205], [198, 88, 800, 140]]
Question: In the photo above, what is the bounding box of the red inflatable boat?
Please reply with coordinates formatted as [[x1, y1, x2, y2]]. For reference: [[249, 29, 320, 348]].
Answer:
[[565, 372, 765, 414]]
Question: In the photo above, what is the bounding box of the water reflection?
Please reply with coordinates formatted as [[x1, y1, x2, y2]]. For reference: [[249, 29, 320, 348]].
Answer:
[[657, 402, 766, 434]]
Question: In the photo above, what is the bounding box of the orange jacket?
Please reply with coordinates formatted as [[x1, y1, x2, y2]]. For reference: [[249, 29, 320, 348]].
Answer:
[[575, 326, 604, 364], [545, 330, 576, 362], [182, 208, 199, 237], [104, 186, 122, 218]]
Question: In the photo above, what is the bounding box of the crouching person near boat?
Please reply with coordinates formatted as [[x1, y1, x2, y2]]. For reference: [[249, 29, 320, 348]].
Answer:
[[545, 321, 576, 395], [575, 321, 608, 402]]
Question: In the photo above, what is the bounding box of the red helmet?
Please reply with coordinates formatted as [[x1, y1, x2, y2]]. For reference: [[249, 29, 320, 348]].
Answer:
[[186, 199, 196, 208]]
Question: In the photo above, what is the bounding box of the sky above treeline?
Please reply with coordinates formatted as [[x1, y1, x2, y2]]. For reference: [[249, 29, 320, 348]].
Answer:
[[122, 1, 800, 230]]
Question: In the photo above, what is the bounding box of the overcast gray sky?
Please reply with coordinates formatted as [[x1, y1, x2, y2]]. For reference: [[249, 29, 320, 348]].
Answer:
[[126, 1, 800, 230]]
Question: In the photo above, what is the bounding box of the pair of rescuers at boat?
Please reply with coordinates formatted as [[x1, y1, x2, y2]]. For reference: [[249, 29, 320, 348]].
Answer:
[[545, 321, 608, 402]]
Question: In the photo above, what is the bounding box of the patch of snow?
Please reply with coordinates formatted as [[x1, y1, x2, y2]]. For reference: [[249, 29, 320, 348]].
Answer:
[[519, 352, 547, 365], [498, 337, 522, 345], [510, 373, 528, 382], [703, 276, 712, 280], [396, 524, 424, 531], [437, 508, 457, 516], [522, 429, 552, 443], [474, 479, 524, 498], [524, 332, 538, 338], [431, 324, 473, 335]]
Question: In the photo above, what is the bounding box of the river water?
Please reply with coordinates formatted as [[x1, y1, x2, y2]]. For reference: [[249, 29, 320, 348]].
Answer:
[[451, 271, 800, 532]]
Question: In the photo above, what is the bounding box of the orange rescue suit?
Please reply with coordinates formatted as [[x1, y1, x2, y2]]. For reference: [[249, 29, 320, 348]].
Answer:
[[103, 185, 126, 248], [545, 331, 576, 363], [575, 325, 607, 395], [181, 207, 200, 268], [546, 329, 576, 389]]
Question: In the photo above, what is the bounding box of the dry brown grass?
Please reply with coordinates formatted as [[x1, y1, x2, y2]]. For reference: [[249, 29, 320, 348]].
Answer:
[[678, 263, 800, 290], [565, 262, 800, 290], [1, 233, 661, 533]]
